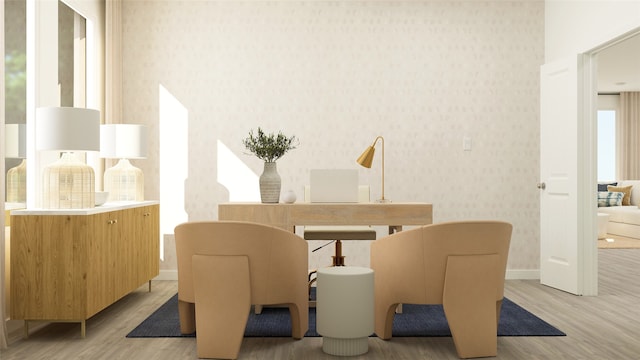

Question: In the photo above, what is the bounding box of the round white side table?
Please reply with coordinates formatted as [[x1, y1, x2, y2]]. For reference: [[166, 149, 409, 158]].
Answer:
[[316, 266, 374, 356]]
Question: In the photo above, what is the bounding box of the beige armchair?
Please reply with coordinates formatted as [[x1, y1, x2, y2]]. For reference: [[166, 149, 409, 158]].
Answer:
[[370, 221, 512, 359], [174, 221, 309, 359]]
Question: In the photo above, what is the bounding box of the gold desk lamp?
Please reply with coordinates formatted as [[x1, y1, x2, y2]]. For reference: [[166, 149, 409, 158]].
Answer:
[[357, 136, 390, 203]]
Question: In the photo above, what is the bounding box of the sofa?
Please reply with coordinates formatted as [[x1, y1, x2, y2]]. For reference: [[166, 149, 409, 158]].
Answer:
[[597, 180, 640, 239]]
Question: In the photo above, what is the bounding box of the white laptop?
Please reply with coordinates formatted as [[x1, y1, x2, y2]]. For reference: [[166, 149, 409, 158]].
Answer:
[[309, 169, 359, 203]]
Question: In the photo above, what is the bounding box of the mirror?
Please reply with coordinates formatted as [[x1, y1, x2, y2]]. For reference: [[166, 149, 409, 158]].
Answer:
[[3, 0, 86, 206], [58, 0, 86, 108], [4, 0, 27, 205]]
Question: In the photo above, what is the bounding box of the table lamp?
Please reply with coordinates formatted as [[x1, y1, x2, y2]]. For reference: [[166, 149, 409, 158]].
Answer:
[[100, 124, 148, 201], [36, 107, 100, 209], [5, 123, 27, 203], [356, 135, 390, 203]]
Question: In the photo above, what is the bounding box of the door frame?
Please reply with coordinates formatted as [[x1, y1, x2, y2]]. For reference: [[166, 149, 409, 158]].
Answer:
[[566, 26, 640, 296], [581, 52, 598, 296]]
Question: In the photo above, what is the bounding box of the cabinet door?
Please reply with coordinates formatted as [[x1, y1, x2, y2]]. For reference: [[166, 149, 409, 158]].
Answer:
[[135, 205, 160, 285], [112, 205, 159, 298], [11, 215, 88, 320], [86, 211, 118, 317], [113, 208, 135, 300]]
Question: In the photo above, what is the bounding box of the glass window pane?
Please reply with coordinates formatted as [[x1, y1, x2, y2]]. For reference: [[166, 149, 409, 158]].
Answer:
[[597, 110, 616, 182]]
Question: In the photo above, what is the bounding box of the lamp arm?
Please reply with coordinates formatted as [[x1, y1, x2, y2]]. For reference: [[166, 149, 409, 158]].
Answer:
[[371, 136, 385, 201], [381, 136, 385, 201]]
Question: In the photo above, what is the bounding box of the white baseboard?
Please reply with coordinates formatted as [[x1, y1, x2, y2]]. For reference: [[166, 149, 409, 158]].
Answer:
[[506, 269, 539, 280], [6, 319, 24, 343], [154, 269, 178, 281]]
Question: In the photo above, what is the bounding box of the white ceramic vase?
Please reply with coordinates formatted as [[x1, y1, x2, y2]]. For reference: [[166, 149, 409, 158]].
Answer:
[[259, 162, 281, 203]]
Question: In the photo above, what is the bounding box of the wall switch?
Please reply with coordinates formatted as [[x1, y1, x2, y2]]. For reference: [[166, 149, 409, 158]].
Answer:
[[463, 136, 472, 151]]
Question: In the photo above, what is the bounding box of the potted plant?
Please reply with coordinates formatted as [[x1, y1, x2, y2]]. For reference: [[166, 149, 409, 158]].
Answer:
[[243, 127, 297, 203]]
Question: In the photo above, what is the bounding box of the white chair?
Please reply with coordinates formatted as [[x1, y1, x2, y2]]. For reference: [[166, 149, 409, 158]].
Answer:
[[304, 185, 376, 295]]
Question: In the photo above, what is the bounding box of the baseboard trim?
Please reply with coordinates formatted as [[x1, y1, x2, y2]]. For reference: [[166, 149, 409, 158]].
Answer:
[[506, 269, 539, 280], [154, 269, 178, 281]]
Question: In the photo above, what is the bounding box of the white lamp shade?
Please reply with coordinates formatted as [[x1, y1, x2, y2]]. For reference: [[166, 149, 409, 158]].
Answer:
[[36, 107, 100, 151], [5, 123, 27, 158], [100, 124, 148, 159]]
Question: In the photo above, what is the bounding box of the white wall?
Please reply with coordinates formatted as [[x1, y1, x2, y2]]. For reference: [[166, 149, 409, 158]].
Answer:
[[545, 0, 640, 61], [122, 1, 544, 277]]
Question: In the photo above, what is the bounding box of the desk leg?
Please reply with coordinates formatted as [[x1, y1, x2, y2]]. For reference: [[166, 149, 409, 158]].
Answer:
[[389, 225, 403, 235], [389, 225, 403, 313]]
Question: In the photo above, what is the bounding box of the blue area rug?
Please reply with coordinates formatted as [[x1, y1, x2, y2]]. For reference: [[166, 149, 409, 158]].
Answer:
[[126, 293, 565, 338]]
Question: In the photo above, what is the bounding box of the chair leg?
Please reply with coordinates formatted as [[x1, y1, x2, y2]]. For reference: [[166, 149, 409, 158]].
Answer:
[[442, 254, 500, 359], [332, 240, 345, 266], [178, 299, 196, 334], [374, 301, 399, 340], [311, 239, 346, 298], [308, 269, 318, 299], [192, 255, 251, 360], [287, 303, 307, 339]]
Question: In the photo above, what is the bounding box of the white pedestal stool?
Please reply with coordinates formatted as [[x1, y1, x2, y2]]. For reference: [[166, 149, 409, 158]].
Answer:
[[316, 266, 374, 356]]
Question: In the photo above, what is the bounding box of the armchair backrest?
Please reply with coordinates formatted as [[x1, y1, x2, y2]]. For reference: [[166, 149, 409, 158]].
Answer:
[[371, 221, 512, 304], [175, 221, 308, 306]]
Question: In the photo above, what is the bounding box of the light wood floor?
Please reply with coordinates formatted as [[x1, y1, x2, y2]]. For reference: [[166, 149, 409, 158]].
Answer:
[[598, 233, 640, 249], [2, 249, 639, 359]]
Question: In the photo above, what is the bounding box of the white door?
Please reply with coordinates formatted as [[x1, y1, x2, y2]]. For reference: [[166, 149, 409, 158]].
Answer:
[[539, 55, 591, 295]]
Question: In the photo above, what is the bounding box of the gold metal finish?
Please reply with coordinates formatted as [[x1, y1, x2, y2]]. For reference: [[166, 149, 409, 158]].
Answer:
[[357, 136, 387, 202]]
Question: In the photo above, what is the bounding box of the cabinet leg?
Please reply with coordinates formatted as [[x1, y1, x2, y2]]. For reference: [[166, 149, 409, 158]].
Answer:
[[148, 280, 152, 292], [81, 320, 86, 338], [23, 320, 29, 339]]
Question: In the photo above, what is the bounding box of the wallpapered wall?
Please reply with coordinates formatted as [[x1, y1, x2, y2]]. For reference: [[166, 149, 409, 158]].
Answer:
[[121, 1, 544, 277]]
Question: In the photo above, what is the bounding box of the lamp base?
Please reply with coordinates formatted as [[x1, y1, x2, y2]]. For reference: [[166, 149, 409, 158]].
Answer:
[[7, 159, 27, 203], [376, 198, 392, 203], [104, 158, 144, 201], [42, 153, 95, 209]]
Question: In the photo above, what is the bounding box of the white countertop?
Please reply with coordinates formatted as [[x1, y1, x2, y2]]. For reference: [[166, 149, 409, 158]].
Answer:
[[11, 201, 159, 216], [4, 203, 26, 211]]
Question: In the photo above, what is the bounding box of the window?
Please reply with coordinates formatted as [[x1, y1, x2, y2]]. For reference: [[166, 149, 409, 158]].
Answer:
[[597, 110, 616, 182]]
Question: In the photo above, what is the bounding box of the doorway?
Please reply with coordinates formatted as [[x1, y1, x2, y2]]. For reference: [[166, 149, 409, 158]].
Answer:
[[539, 27, 640, 296], [590, 29, 640, 292]]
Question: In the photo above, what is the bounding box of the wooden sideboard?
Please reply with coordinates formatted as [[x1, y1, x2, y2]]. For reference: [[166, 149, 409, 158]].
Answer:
[[9, 202, 159, 338]]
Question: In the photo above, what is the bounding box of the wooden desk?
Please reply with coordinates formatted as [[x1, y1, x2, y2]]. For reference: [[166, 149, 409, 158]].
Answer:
[[219, 202, 431, 313], [218, 202, 433, 234]]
